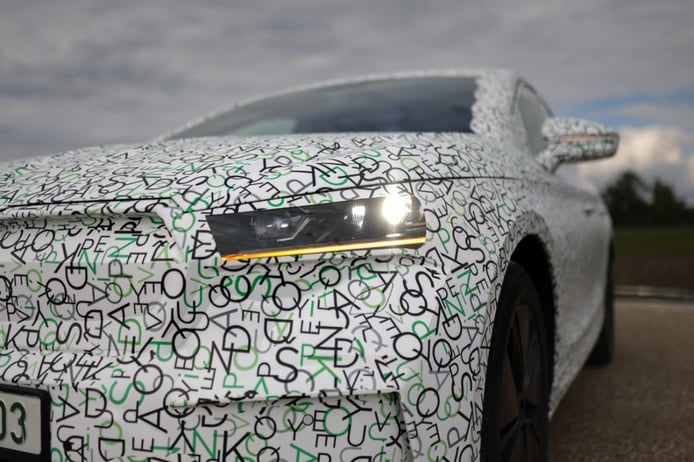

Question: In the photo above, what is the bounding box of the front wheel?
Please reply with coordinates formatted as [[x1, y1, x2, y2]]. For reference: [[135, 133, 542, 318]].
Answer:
[[481, 262, 550, 462]]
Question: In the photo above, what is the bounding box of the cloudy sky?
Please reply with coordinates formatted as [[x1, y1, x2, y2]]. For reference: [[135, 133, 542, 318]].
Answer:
[[2, 0, 693, 201]]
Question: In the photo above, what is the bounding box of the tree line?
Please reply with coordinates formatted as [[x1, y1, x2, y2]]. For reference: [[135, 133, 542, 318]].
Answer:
[[602, 171, 694, 227]]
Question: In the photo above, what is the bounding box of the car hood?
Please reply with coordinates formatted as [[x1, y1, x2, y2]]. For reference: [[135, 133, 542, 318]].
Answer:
[[0, 133, 535, 213]]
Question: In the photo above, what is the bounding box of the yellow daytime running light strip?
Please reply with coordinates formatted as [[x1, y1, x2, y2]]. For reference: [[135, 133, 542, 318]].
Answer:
[[221, 236, 426, 261]]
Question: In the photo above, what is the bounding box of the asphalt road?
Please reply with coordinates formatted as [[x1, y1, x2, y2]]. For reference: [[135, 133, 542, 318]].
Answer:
[[548, 297, 694, 461]]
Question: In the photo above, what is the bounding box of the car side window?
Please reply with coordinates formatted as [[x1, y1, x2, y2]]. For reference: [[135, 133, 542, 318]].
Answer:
[[515, 84, 551, 156]]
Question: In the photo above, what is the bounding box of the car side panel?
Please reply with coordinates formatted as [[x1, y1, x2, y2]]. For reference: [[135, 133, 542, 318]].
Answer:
[[513, 166, 612, 412]]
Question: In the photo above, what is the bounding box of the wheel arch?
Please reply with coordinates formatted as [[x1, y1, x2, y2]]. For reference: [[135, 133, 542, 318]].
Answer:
[[510, 234, 557, 389]]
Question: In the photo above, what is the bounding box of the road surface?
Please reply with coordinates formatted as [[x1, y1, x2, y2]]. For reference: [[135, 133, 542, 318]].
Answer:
[[548, 297, 694, 461]]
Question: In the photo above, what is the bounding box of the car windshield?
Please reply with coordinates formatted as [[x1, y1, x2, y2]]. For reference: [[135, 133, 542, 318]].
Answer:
[[168, 77, 477, 139]]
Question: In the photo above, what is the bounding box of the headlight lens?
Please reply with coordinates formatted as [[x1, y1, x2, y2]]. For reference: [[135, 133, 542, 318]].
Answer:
[[207, 194, 426, 260]]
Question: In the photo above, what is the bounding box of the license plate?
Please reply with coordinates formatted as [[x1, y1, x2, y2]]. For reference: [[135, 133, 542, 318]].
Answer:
[[0, 385, 50, 462]]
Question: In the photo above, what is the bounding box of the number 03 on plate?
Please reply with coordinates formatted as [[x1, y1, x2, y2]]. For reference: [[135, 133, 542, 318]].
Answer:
[[0, 385, 50, 462]]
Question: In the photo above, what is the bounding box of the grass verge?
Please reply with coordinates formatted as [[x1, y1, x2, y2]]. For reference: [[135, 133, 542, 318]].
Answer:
[[614, 227, 694, 289]]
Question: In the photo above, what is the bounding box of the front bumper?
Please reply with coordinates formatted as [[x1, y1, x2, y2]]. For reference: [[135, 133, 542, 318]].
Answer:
[[0, 251, 487, 461]]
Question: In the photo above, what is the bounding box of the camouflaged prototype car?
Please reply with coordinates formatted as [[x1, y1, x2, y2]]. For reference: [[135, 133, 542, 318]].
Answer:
[[0, 69, 618, 461]]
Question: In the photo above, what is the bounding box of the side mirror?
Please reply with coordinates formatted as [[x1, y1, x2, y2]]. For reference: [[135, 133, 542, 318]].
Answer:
[[537, 117, 619, 172]]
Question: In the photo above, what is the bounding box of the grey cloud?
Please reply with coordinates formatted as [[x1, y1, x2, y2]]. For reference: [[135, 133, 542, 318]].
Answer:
[[1, 0, 693, 162]]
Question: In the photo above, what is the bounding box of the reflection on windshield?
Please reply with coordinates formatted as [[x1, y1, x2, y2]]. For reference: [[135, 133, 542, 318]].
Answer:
[[170, 77, 478, 139]]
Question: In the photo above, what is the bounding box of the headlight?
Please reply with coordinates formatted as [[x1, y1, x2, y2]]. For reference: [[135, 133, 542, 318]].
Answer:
[[207, 194, 426, 260]]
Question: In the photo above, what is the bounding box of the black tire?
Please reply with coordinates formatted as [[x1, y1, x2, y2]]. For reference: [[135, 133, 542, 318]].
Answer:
[[587, 256, 615, 366], [481, 262, 550, 462]]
